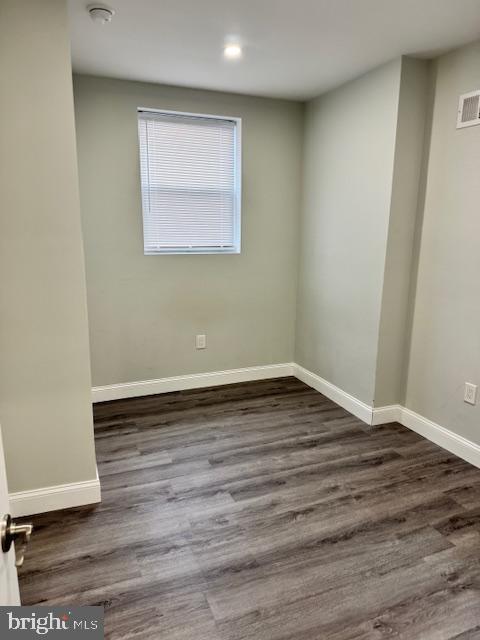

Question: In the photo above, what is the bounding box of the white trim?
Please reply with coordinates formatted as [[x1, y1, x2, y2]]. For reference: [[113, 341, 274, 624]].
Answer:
[[400, 407, 480, 469], [293, 364, 374, 424], [91, 362, 480, 476], [137, 106, 241, 123], [13, 365, 479, 518], [371, 404, 402, 425], [292, 365, 480, 469], [9, 468, 101, 517], [92, 363, 295, 403]]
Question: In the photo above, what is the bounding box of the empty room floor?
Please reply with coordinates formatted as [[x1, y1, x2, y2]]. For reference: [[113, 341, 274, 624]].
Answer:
[[18, 378, 480, 639]]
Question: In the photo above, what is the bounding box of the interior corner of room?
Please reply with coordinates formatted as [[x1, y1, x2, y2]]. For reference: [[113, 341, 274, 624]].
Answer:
[[1, 0, 480, 625]]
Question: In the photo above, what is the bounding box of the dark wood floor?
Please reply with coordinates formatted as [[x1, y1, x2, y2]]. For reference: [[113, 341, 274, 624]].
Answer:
[[18, 377, 480, 639]]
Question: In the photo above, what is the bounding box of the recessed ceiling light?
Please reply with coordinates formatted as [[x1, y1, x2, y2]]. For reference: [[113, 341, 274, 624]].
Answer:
[[224, 44, 242, 60], [88, 4, 115, 25]]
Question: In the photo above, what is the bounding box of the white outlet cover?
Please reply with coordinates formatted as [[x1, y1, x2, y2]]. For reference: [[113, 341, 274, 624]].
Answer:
[[196, 334, 206, 349], [464, 382, 478, 405]]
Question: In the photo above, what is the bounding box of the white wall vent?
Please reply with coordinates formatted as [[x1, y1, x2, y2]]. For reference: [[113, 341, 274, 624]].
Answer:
[[457, 90, 480, 129]]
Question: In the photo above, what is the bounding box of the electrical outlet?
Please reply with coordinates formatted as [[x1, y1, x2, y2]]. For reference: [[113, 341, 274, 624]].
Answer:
[[464, 382, 477, 406], [196, 334, 206, 350]]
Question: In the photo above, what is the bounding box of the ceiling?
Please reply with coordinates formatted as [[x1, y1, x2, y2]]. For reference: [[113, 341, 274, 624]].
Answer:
[[68, 0, 480, 100]]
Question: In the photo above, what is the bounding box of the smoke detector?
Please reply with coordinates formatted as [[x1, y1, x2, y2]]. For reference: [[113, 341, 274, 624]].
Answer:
[[88, 4, 115, 25]]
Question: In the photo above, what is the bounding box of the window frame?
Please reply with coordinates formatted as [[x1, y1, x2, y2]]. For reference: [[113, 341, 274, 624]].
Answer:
[[137, 107, 242, 256]]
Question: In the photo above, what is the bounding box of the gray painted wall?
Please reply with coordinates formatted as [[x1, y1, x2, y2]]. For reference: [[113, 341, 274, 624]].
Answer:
[[295, 59, 402, 405], [0, 0, 98, 492], [374, 58, 432, 407], [405, 41, 480, 442], [73, 75, 303, 387]]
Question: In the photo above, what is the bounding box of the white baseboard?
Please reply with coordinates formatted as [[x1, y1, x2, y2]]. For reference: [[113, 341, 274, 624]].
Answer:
[[9, 468, 101, 517], [14, 364, 478, 518], [400, 407, 480, 469], [92, 363, 295, 403], [371, 404, 402, 426], [293, 364, 374, 424], [293, 365, 480, 469], [90, 362, 480, 478]]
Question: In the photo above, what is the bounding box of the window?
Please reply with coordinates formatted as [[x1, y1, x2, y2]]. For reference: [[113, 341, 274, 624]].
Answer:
[[137, 108, 241, 254]]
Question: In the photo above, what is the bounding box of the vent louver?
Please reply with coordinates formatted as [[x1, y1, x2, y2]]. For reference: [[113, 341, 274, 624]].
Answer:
[[457, 90, 480, 129]]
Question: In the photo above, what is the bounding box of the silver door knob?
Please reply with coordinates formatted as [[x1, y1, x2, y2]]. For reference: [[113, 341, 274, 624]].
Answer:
[[1, 514, 33, 567]]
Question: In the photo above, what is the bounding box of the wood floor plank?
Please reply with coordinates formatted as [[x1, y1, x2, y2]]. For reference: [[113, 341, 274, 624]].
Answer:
[[18, 376, 480, 639]]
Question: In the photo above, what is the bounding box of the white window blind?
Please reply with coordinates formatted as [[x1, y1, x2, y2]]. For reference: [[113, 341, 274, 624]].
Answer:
[[138, 109, 241, 254]]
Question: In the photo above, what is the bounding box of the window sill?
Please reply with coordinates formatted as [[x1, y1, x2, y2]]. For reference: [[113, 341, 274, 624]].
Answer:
[[144, 248, 241, 256]]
